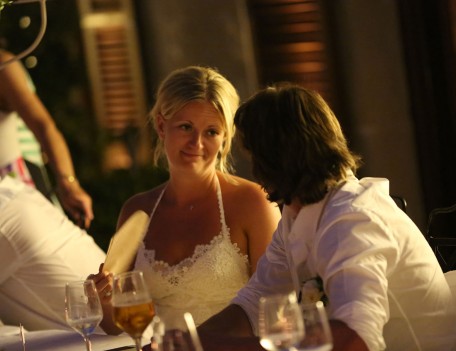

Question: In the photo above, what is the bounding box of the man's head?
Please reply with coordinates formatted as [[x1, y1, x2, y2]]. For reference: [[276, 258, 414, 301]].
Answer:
[[234, 83, 361, 206]]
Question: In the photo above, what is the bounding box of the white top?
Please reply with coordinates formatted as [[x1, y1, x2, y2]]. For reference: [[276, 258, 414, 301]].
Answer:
[[0, 110, 21, 167], [16, 116, 43, 166], [233, 174, 456, 351], [0, 176, 106, 331], [0, 66, 42, 168], [134, 177, 250, 329]]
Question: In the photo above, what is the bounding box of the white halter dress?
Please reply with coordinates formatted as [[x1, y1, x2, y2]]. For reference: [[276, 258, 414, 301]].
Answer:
[[134, 178, 250, 329]]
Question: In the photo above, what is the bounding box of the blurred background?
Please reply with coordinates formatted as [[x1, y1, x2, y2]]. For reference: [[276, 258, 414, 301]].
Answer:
[[1, 0, 455, 250]]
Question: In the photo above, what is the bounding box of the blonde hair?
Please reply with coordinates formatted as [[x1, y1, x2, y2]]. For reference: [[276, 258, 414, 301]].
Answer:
[[150, 66, 239, 174]]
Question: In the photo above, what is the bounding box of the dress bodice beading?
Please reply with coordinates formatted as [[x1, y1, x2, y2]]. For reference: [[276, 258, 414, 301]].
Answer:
[[134, 178, 250, 329]]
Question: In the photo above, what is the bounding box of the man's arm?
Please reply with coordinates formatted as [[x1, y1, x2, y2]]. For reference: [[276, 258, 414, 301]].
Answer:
[[197, 306, 368, 351], [197, 304, 264, 351], [330, 320, 369, 351], [199, 304, 253, 337]]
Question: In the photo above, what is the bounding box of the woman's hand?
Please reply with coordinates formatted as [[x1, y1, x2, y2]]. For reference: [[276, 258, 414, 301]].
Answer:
[[87, 263, 113, 304], [87, 264, 124, 335]]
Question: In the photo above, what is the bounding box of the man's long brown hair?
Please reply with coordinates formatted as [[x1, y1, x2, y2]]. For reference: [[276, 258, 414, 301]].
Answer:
[[234, 84, 361, 205]]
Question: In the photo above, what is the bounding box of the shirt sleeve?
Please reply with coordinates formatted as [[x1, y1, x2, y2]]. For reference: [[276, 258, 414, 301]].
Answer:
[[315, 208, 399, 351], [231, 219, 295, 335]]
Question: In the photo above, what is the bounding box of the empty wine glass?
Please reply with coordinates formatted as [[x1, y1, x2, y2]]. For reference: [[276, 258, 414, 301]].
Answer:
[[296, 301, 333, 351], [259, 292, 304, 351], [65, 279, 103, 351], [111, 270, 155, 351], [156, 312, 203, 351]]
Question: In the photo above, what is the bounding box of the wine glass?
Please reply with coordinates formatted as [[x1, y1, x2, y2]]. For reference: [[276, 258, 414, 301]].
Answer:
[[155, 312, 203, 351], [259, 292, 305, 351], [296, 301, 333, 351], [111, 270, 155, 351], [65, 279, 103, 351]]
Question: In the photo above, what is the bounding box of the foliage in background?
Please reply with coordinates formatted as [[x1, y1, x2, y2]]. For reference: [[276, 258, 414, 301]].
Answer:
[[0, 0, 167, 250], [85, 167, 168, 250], [0, 0, 12, 13]]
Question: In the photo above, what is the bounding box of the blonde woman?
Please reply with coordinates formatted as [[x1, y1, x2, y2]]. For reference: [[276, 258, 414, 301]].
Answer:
[[93, 66, 281, 333]]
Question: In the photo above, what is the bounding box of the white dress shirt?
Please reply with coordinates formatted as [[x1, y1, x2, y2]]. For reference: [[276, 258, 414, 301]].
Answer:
[[0, 176, 106, 330], [232, 174, 456, 351]]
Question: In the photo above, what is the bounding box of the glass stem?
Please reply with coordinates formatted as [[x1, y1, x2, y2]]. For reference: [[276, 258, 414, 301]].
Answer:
[[134, 337, 142, 351], [84, 336, 92, 351]]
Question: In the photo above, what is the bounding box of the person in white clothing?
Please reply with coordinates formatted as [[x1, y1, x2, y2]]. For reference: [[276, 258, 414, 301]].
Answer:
[[90, 66, 281, 335], [0, 174, 106, 331], [197, 84, 456, 351], [0, 49, 93, 228]]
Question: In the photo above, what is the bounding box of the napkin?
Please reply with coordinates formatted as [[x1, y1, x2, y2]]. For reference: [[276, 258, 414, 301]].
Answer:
[[103, 210, 149, 274]]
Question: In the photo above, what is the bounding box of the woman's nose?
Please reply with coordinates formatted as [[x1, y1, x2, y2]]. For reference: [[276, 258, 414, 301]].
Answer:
[[189, 131, 203, 147]]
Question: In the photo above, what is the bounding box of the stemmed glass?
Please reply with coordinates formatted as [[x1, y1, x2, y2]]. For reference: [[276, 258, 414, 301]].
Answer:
[[296, 301, 333, 351], [65, 279, 103, 351], [111, 270, 155, 351], [259, 292, 305, 351], [153, 312, 203, 351]]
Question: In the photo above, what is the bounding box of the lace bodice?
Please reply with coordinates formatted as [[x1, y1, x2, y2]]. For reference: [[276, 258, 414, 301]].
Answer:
[[134, 177, 250, 329]]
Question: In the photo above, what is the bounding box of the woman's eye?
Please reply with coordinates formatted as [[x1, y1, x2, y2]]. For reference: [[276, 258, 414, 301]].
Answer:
[[207, 129, 220, 137], [179, 124, 192, 131]]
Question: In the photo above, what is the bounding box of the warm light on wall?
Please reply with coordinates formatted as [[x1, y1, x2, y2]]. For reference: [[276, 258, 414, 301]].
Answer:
[[77, 0, 151, 171]]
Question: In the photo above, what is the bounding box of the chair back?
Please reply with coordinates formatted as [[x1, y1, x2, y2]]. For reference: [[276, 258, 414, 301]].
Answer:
[[24, 159, 62, 209], [426, 203, 456, 272], [391, 194, 407, 213]]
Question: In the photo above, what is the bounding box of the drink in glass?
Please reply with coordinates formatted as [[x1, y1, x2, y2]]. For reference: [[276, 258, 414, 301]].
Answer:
[[259, 292, 304, 351], [296, 301, 332, 351], [65, 279, 103, 351], [111, 271, 155, 351]]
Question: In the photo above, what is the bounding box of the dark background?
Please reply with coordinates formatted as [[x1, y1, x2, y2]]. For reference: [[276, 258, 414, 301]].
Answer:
[[1, 0, 455, 251]]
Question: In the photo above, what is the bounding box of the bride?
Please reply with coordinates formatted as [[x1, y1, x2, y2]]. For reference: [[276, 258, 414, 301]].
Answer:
[[92, 66, 281, 333]]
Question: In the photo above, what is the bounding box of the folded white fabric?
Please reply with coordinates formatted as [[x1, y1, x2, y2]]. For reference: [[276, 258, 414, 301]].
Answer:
[[0, 324, 24, 336], [444, 270, 456, 304]]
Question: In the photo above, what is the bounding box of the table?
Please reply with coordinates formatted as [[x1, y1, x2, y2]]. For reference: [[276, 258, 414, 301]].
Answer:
[[0, 325, 146, 351]]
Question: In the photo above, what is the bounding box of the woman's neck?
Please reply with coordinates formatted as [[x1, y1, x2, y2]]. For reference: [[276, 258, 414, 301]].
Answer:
[[164, 172, 219, 208]]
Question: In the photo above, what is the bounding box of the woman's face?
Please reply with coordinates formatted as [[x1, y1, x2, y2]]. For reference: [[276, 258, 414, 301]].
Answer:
[[157, 100, 225, 176]]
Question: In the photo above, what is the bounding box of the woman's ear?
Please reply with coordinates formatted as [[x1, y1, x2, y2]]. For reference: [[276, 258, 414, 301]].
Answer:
[[156, 114, 166, 139]]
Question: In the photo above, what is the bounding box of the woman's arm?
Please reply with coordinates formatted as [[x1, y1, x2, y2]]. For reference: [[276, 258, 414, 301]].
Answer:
[[233, 181, 281, 273]]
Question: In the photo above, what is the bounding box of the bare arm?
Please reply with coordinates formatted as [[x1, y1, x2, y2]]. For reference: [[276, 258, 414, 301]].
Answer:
[[0, 51, 93, 228], [234, 181, 281, 273], [197, 305, 368, 351], [197, 304, 265, 351], [199, 304, 254, 337], [248, 200, 281, 273], [330, 320, 369, 351]]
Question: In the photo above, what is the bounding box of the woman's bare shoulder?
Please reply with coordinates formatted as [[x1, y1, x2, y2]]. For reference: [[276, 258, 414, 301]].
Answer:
[[219, 174, 277, 214], [221, 174, 267, 198], [117, 183, 167, 227]]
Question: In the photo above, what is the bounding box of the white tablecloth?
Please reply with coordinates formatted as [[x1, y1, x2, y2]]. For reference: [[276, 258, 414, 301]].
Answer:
[[0, 326, 142, 351]]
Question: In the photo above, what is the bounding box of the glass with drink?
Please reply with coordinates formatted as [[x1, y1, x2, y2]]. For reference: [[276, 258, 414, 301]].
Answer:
[[111, 270, 155, 351], [259, 292, 305, 351], [65, 279, 103, 351]]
